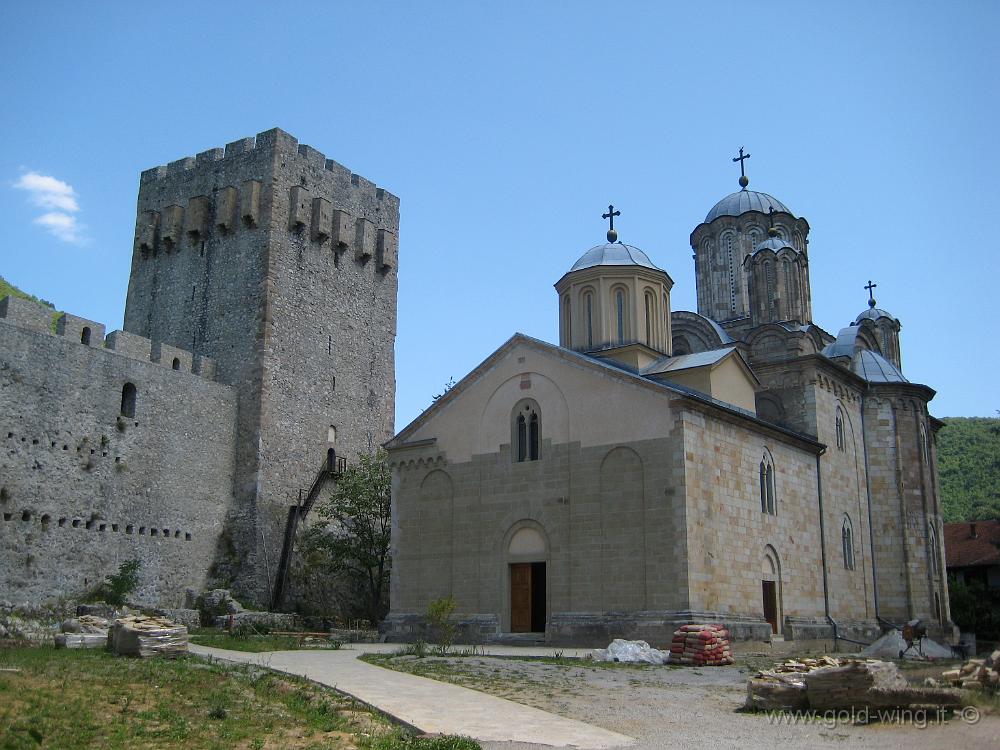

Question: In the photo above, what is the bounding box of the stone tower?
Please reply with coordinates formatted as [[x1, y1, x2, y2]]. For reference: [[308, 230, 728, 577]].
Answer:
[[123, 128, 399, 602], [689, 184, 811, 337]]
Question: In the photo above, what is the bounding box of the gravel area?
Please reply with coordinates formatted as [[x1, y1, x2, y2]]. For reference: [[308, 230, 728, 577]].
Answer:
[[371, 654, 1000, 750]]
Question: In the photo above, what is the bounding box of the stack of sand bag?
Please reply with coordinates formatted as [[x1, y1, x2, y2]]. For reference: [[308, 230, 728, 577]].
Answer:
[[109, 614, 188, 657], [668, 624, 734, 666]]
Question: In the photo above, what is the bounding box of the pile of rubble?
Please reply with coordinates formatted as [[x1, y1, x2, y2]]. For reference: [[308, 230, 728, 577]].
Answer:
[[935, 649, 1000, 692], [669, 624, 734, 666], [54, 615, 110, 649], [109, 614, 188, 658], [593, 639, 669, 665], [747, 657, 963, 712]]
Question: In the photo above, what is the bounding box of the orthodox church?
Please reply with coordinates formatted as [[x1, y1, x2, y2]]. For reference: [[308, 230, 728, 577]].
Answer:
[[383, 153, 952, 647]]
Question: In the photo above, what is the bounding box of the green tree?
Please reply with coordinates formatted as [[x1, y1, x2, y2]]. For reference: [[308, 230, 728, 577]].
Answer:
[[304, 450, 392, 625]]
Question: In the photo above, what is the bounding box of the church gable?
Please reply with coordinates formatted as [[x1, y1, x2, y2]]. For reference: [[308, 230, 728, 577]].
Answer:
[[390, 334, 687, 465]]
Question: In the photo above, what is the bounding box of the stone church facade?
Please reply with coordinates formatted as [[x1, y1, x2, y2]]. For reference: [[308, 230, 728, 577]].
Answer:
[[384, 170, 953, 647], [0, 129, 398, 610]]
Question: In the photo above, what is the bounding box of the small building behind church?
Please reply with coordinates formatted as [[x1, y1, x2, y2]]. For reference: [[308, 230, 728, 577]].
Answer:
[[383, 162, 953, 647]]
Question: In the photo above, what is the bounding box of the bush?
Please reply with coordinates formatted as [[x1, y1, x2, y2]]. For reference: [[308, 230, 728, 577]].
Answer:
[[426, 596, 457, 654], [97, 559, 141, 606]]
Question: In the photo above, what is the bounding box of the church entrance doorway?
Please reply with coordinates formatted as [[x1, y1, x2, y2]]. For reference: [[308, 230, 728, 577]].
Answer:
[[510, 562, 546, 633], [762, 545, 783, 635]]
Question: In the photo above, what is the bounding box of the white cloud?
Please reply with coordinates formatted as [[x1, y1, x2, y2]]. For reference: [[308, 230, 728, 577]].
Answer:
[[34, 212, 83, 244], [12, 171, 85, 244]]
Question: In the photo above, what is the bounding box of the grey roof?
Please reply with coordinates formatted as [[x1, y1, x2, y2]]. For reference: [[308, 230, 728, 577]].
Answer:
[[852, 349, 908, 383], [642, 347, 736, 376], [705, 190, 793, 223], [673, 311, 735, 344], [569, 242, 662, 273], [752, 236, 797, 255], [854, 306, 898, 324], [822, 326, 861, 359]]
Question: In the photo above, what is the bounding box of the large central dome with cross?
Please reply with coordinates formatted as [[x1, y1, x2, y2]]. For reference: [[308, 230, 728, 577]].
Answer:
[[704, 190, 792, 223]]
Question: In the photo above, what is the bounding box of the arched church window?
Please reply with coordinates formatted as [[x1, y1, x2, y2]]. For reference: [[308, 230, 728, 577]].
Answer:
[[583, 291, 594, 350], [842, 515, 855, 570], [513, 401, 541, 463], [615, 288, 626, 345], [928, 522, 939, 577], [120, 382, 137, 418], [563, 295, 572, 344], [644, 291, 655, 346], [835, 407, 845, 451], [724, 232, 738, 313], [760, 451, 776, 515]]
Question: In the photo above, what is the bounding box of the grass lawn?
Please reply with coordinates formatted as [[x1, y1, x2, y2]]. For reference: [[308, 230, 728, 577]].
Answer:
[[188, 630, 343, 653], [0, 646, 479, 750]]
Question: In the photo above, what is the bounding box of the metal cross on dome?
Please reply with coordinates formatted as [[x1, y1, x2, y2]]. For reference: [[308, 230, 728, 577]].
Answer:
[[733, 147, 751, 188], [865, 280, 878, 304], [602, 205, 620, 232]]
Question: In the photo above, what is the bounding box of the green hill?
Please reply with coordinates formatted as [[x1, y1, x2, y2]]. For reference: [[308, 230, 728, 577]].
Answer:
[[937, 416, 1000, 522], [0, 274, 56, 310]]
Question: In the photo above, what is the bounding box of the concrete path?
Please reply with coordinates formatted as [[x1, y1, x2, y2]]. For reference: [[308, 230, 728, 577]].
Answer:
[[190, 643, 634, 748]]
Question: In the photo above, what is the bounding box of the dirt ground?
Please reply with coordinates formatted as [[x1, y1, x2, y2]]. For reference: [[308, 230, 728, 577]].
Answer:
[[372, 654, 1000, 750]]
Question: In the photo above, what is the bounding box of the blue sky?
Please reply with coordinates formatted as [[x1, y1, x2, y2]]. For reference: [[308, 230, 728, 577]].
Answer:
[[1, 1, 996, 427]]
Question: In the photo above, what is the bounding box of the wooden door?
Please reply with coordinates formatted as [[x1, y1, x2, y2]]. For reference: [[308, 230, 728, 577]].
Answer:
[[510, 563, 532, 633], [762, 580, 778, 634]]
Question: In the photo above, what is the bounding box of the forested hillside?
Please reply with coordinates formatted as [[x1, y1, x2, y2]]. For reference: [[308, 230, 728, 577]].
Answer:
[[937, 416, 1000, 522]]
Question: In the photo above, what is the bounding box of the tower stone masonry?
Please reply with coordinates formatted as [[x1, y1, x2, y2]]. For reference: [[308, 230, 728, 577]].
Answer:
[[1, 128, 398, 608]]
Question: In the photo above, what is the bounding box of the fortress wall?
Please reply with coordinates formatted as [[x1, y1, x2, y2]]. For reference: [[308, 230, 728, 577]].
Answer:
[[0, 300, 237, 607]]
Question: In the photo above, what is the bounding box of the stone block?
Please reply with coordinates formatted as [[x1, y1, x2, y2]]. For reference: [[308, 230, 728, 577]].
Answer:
[[154, 608, 201, 630], [289, 186, 310, 232], [311, 197, 332, 242], [185, 196, 210, 240], [0, 296, 54, 334], [377, 229, 397, 270], [161, 205, 183, 249], [215, 186, 237, 232], [355, 218, 374, 262], [240, 180, 261, 227], [331, 210, 352, 248], [55, 313, 105, 347], [136, 210, 159, 253]]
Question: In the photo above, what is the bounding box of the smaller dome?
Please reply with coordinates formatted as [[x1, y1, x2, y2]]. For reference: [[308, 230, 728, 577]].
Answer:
[[705, 190, 792, 223], [752, 236, 797, 255], [854, 306, 898, 325], [852, 349, 907, 383], [569, 242, 662, 273]]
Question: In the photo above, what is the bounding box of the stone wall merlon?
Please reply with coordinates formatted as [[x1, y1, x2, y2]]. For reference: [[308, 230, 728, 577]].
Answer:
[[152, 341, 194, 374], [0, 296, 54, 334], [55, 313, 105, 347], [104, 330, 152, 360]]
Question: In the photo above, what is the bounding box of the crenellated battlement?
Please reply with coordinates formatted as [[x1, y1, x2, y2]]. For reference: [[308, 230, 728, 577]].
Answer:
[[0, 295, 217, 380], [134, 128, 399, 270]]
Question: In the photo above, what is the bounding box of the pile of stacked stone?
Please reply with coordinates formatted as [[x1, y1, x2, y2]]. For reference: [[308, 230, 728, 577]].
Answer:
[[54, 615, 109, 649], [746, 658, 963, 711], [109, 614, 188, 658], [937, 649, 1000, 692], [668, 624, 733, 666]]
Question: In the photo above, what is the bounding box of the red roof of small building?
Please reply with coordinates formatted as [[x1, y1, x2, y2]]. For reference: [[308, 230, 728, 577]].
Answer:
[[944, 520, 1000, 568]]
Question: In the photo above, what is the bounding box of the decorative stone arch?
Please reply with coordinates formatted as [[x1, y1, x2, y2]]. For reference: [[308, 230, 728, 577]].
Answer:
[[642, 286, 659, 348], [670, 311, 728, 355], [502, 519, 550, 634], [756, 392, 786, 426], [762, 545, 783, 635]]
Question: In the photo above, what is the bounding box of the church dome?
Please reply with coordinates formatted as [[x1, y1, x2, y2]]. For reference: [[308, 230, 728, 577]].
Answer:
[[854, 305, 898, 324], [705, 190, 792, 223], [569, 242, 663, 273], [852, 349, 908, 383]]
